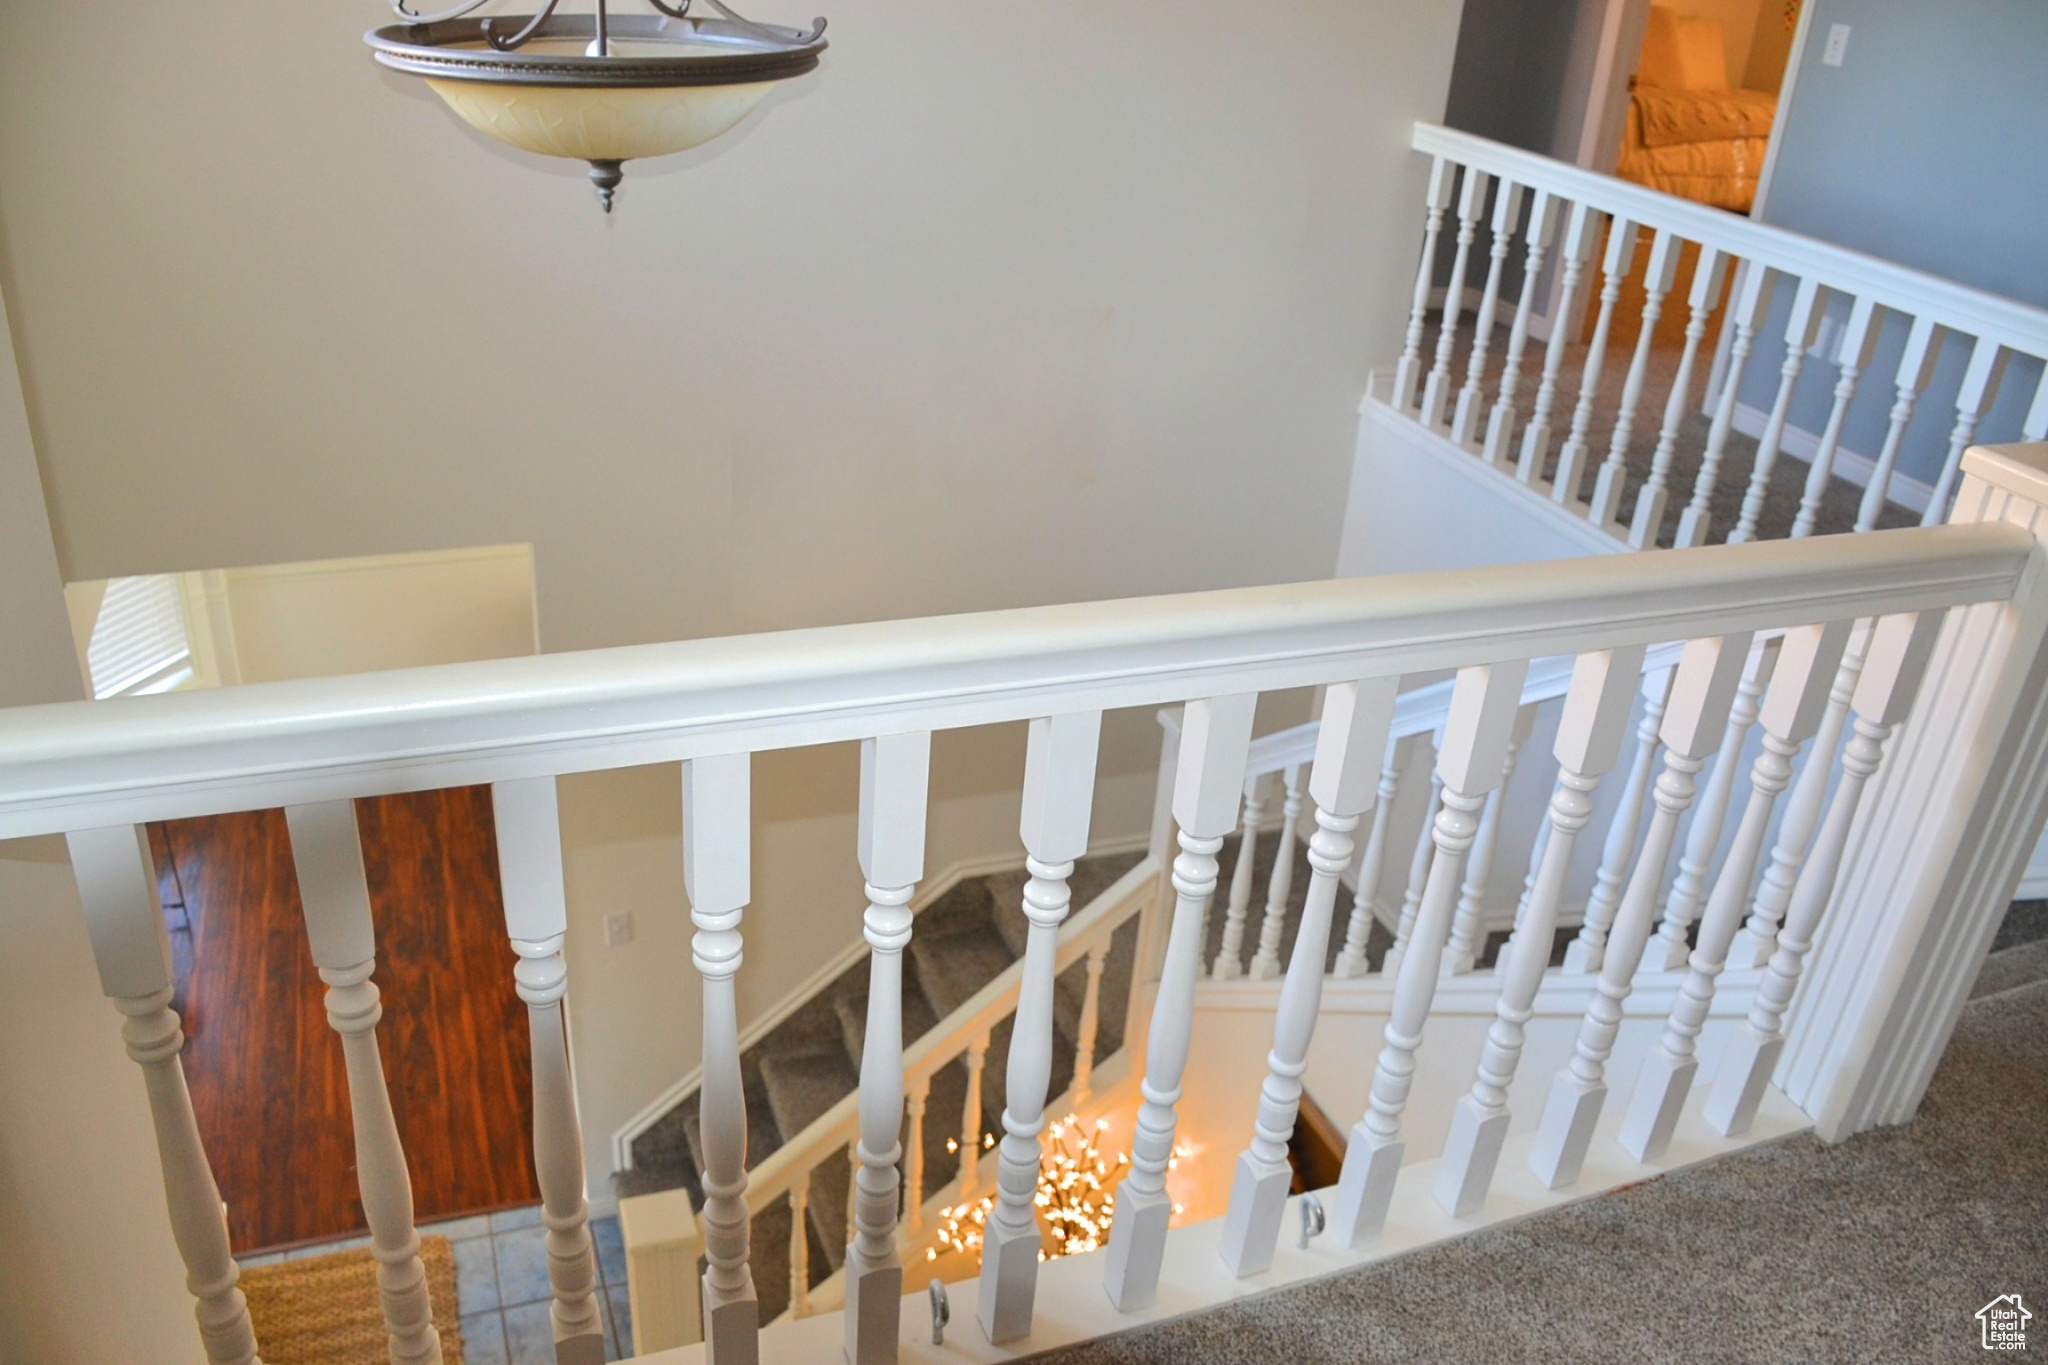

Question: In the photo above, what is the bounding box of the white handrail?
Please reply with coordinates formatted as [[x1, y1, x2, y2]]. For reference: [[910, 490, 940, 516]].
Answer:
[[0, 526, 2027, 838], [1411, 123, 2048, 364]]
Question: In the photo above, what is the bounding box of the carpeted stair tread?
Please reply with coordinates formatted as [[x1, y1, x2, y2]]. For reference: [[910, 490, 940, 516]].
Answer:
[[834, 980, 943, 1070], [910, 921, 1018, 1018], [1973, 936, 2048, 1000], [760, 1043, 860, 1146]]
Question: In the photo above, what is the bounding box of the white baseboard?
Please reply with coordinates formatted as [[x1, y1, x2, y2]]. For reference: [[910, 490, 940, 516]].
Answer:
[[609, 831, 1154, 1172], [1728, 403, 1936, 515]]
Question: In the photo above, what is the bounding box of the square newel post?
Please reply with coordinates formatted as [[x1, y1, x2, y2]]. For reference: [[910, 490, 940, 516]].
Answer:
[[1218, 679, 1398, 1277], [1780, 442, 2048, 1141], [1103, 694, 1256, 1312], [845, 732, 931, 1365]]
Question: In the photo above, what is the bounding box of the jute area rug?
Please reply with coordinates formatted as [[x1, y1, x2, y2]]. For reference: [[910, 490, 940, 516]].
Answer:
[[239, 1235, 466, 1365]]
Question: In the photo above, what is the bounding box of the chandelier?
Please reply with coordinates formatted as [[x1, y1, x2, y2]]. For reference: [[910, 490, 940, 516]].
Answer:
[[367, 0, 827, 211]]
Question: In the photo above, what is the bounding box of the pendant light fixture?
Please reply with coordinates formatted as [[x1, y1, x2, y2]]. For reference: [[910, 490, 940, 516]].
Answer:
[[367, 0, 826, 211]]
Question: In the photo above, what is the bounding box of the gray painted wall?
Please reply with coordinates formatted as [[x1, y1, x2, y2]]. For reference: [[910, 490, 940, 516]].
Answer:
[[1738, 0, 2048, 488]]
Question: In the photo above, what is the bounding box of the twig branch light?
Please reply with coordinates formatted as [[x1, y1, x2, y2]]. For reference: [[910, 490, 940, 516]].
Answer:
[[367, 0, 826, 211]]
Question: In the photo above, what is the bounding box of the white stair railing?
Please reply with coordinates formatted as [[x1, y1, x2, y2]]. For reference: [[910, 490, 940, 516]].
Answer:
[[16, 444, 2048, 1364], [1390, 123, 2048, 547]]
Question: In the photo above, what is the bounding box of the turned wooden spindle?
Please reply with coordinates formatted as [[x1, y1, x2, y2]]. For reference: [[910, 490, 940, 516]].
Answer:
[[1434, 645, 1643, 1216], [284, 801, 442, 1365], [1381, 763, 1443, 978], [1728, 276, 1826, 544], [1333, 745, 1402, 978], [1708, 611, 1947, 1137], [1791, 296, 1879, 539], [1329, 660, 1528, 1247], [1451, 180, 1529, 447], [1921, 342, 2009, 526], [1484, 190, 1562, 467], [1529, 633, 1754, 1190], [960, 1031, 989, 1199], [1211, 774, 1269, 980], [981, 711, 1102, 1344], [1588, 229, 1682, 528], [1104, 694, 1256, 1312], [1551, 218, 1640, 508], [493, 777, 606, 1365], [1675, 263, 1772, 549], [1618, 621, 1850, 1160], [845, 732, 931, 1365], [69, 824, 264, 1365], [1421, 167, 1493, 430], [1630, 247, 1729, 547], [1072, 945, 1107, 1108], [1854, 316, 1939, 532], [1219, 679, 1398, 1277], [1563, 665, 1674, 973], [1518, 203, 1605, 486], [1648, 640, 1773, 973], [1248, 764, 1307, 981], [1445, 704, 1537, 974], [1392, 157, 1456, 413]]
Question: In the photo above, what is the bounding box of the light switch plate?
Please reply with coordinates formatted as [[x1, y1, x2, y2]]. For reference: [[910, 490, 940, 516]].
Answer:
[[605, 911, 634, 947], [1822, 23, 1851, 67]]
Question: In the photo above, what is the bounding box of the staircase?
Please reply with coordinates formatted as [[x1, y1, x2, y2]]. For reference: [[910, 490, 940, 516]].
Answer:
[[615, 849, 1146, 1323]]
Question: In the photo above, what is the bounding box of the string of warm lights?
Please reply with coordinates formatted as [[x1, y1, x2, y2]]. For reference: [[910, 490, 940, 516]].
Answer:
[[928, 1114, 1189, 1265]]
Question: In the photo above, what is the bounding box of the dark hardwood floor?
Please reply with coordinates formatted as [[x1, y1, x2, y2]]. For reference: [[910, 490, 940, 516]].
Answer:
[[152, 787, 540, 1253]]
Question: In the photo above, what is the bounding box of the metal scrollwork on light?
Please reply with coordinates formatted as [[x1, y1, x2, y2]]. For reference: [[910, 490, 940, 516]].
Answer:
[[388, 0, 823, 52]]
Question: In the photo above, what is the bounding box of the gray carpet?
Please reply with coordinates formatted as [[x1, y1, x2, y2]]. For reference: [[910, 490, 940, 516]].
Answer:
[[1025, 923, 2048, 1364]]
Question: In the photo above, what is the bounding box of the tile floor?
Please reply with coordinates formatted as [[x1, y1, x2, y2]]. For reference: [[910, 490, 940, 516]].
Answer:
[[237, 1205, 633, 1363]]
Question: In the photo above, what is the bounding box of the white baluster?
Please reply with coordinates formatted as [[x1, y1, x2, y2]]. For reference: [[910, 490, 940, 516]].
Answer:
[[959, 1032, 989, 1198], [1854, 316, 1939, 532], [1675, 263, 1773, 548], [68, 825, 263, 1365], [1921, 341, 2008, 526], [1220, 679, 1399, 1275], [1518, 203, 1605, 486], [1552, 219, 1640, 507], [1563, 665, 1674, 973], [1484, 191, 1562, 467], [1648, 640, 1773, 972], [1392, 156, 1456, 413], [1381, 765, 1442, 977], [903, 1076, 929, 1237], [1729, 626, 1869, 969], [1072, 945, 1107, 1108], [1434, 645, 1644, 1215], [1333, 744, 1402, 978], [1248, 764, 1307, 981], [981, 711, 1101, 1343], [1728, 276, 1825, 544], [1210, 775, 1268, 981], [845, 732, 931, 1365], [1530, 634, 1754, 1188], [788, 1175, 811, 1320], [283, 802, 442, 1365], [1707, 610, 1946, 1136], [1492, 814, 1553, 981], [493, 778, 605, 1365], [1618, 621, 1851, 1160], [1446, 704, 1538, 973], [1792, 296, 1879, 538], [1103, 694, 1256, 1311], [1589, 230, 1682, 527], [1329, 660, 1529, 1246], [1451, 180, 1529, 447], [1421, 168, 1493, 429], [1631, 248, 1730, 548]]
